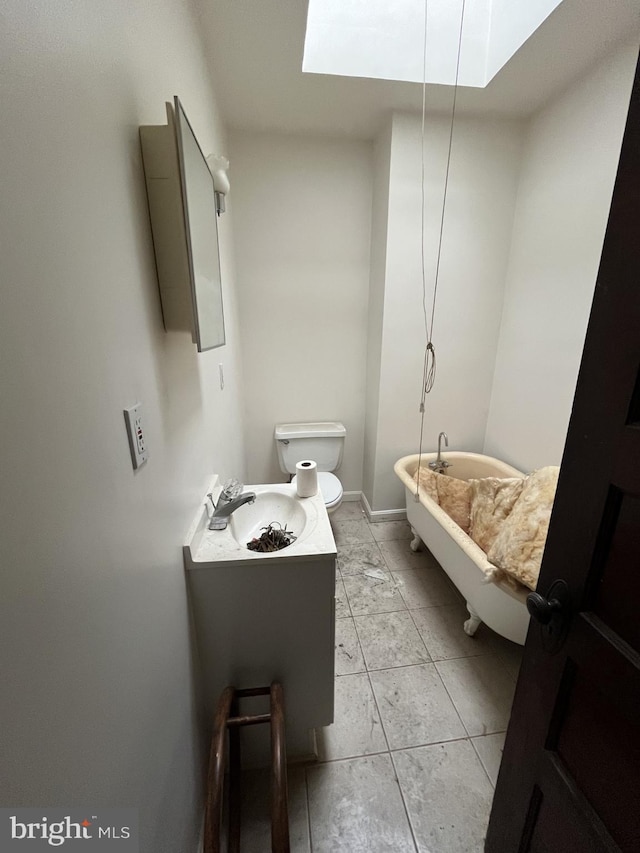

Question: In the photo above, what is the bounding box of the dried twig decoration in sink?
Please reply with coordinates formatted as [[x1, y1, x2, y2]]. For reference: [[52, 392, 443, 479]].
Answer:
[[247, 522, 298, 553]]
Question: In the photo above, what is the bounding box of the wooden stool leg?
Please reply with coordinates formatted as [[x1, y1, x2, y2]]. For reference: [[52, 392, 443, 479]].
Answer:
[[204, 686, 235, 853], [205, 684, 290, 853], [228, 695, 242, 853], [270, 682, 290, 853]]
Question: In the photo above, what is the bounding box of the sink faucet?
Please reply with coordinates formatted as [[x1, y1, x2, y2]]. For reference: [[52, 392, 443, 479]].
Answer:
[[429, 432, 451, 473], [208, 491, 256, 530]]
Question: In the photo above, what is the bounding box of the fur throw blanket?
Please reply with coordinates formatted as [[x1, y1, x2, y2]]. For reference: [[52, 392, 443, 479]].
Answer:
[[412, 465, 559, 590], [485, 467, 559, 590], [413, 466, 472, 533]]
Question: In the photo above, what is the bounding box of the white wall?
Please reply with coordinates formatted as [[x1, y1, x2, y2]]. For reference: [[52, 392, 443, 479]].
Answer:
[[366, 111, 524, 511], [363, 124, 393, 501], [0, 2, 245, 849], [229, 131, 373, 490], [484, 41, 638, 472]]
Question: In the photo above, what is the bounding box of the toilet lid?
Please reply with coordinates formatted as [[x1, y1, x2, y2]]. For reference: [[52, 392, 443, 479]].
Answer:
[[292, 471, 342, 505]]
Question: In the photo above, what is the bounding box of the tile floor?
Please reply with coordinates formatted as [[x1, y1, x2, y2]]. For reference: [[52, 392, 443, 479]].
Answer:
[[237, 500, 523, 852]]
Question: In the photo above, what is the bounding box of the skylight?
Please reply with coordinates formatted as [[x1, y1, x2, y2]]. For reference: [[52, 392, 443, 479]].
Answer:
[[303, 0, 564, 88]]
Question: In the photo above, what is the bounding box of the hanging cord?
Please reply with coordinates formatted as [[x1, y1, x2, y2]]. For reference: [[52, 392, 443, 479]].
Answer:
[[415, 0, 466, 500], [420, 1, 430, 346]]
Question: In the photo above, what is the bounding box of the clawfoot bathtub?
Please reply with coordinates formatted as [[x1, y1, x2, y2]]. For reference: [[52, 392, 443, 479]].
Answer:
[[394, 452, 530, 645]]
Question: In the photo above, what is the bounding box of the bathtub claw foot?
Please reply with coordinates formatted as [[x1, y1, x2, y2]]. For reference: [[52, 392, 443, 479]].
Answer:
[[409, 529, 423, 552], [464, 605, 482, 637]]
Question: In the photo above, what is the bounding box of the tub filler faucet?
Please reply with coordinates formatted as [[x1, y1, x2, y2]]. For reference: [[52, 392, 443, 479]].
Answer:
[[207, 491, 256, 530], [429, 432, 451, 474]]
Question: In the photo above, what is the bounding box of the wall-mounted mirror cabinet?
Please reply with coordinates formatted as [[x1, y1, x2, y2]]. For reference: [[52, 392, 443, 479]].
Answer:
[[139, 97, 225, 352]]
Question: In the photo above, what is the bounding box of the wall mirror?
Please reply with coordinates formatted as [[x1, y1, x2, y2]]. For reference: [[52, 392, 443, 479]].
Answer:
[[139, 97, 225, 352]]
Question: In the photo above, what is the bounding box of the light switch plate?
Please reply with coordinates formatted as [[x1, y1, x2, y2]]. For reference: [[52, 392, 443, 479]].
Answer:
[[124, 403, 149, 469]]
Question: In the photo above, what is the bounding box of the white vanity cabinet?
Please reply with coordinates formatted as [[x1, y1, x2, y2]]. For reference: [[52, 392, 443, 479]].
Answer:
[[184, 482, 337, 764]]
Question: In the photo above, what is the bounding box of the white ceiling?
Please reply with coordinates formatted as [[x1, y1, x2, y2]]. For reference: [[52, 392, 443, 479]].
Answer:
[[199, 0, 639, 138]]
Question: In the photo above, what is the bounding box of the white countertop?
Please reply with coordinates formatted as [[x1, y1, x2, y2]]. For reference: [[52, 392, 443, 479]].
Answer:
[[184, 477, 337, 568]]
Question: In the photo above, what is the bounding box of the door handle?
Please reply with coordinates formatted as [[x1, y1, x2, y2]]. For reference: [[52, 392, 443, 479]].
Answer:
[[527, 591, 563, 624], [526, 579, 570, 652]]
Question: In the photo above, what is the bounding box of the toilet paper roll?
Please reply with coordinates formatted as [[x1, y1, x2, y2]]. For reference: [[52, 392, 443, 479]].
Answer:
[[296, 460, 318, 498]]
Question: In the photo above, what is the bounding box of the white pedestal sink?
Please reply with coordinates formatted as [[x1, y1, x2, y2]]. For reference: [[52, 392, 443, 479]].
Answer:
[[184, 477, 337, 765]]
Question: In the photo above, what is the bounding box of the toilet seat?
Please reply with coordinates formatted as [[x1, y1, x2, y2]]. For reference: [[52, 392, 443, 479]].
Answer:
[[292, 471, 343, 507], [318, 471, 343, 508]]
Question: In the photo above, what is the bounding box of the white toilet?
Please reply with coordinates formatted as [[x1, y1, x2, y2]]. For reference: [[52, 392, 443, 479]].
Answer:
[[274, 422, 346, 514]]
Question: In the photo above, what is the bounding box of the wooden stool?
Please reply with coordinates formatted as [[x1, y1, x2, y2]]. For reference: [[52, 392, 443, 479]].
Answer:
[[204, 682, 290, 853]]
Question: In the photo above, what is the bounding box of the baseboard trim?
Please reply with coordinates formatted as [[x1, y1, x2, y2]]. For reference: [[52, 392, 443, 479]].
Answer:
[[342, 491, 362, 502], [361, 491, 407, 523]]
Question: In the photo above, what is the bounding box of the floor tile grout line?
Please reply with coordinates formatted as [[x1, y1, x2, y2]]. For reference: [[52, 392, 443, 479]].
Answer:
[[389, 733, 505, 754], [309, 729, 508, 768], [316, 726, 509, 759], [335, 560, 394, 756], [343, 642, 503, 672], [334, 575, 353, 619], [307, 732, 470, 770], [431, 656, 473, 738], [303, 763, 314, 853], [348, 607, 409, 619], [366, 668, 393, 755], [388, 749, 420, 853], [370, 639, 431, 671], [335, 614, 366, 677], [308, 747, 394, 768], [405, 605, 435, 663], [350, 608, 375, 678], [340, 563, 449, 577], [469, 735, 497, 790], [495, 646, 523, 685], [391, 753, 420, 853]]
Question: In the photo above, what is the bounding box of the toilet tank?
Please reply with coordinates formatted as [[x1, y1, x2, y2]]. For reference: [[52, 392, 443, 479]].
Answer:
[[275, 422, 346, 474]]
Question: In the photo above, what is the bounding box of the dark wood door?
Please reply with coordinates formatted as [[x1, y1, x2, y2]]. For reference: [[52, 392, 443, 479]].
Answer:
[[486, 52, 640, 853]]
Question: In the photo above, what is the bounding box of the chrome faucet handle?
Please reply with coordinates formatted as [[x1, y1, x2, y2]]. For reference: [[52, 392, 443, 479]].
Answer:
[[208, 491, 256, 531], [221, 478, 243, 501], [428, 459, 452, 470]]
